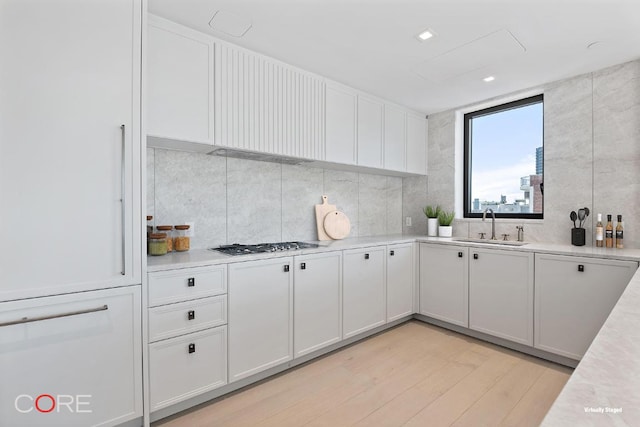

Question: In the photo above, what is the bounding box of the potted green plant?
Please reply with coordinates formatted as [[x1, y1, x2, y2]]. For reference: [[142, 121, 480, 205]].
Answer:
[[423, 205, 441, 236], [438, 210, 455, 237]]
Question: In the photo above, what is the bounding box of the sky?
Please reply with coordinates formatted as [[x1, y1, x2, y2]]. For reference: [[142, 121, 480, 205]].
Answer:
[[470, 101, 543, 204]]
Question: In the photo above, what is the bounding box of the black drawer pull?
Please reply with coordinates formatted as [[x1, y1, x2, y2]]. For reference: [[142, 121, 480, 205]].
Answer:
[[364, 253, 370, 260], [187, 310, 195, 320], [188, 343, 196, 354], [187, 277, 195, 287], [284, 265, 290, 272], [578, 264, 585, 272], [458, 252, 463, 258], [473, 253, 479, 260], [300, 262, 306, 270], [390, 250, 395, 256]]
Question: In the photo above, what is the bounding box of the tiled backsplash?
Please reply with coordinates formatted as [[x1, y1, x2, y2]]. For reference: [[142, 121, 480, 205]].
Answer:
[[147, 149, 428, 249]]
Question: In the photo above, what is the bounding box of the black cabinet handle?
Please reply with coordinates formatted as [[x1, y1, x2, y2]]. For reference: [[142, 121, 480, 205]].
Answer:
[[284, 265, 290, 272], [458, 252, 463, 258], [300, 262, 306, 270], [364, 253, 370, 260], [188, 343, 196, 354], [187, 310, 195, 320], [390, 250, 395, 256], [473, 253, 479, 260], [187, 277, 195, 287], [578, 264, 584, 272]]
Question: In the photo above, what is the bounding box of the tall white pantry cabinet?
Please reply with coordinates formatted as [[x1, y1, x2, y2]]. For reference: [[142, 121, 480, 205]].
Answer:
[[0, 1, 144, 427]]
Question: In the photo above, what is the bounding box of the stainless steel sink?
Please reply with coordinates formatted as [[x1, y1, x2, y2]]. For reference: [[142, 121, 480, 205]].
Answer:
[[452, 238, 529, 246]]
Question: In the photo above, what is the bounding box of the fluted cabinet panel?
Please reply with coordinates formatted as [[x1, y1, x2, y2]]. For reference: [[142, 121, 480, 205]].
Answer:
[[215, 45, 325, 160]]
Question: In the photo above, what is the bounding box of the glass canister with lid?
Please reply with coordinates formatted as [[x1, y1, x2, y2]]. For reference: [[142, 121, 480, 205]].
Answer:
[[156, 225, 174, 252], [148, 233, 168, 256], [174, 225, 190, 252]]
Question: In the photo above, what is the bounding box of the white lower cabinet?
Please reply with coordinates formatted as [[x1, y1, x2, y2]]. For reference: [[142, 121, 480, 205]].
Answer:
[[147, 265, 228, 413], [534, 254, 638, 359], [386, 243, 415, 322], [419, 243, 469, 327], [228, 257, 294, 382], [149, 326, 227, 411], [343, 246, 386, 338], [469, 248, 534, 346], [0, 286, 142, 427], [293, 251, 342, 357]]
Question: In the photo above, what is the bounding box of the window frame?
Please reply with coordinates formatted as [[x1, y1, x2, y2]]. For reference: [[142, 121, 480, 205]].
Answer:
[[463, 94, 544, 220]]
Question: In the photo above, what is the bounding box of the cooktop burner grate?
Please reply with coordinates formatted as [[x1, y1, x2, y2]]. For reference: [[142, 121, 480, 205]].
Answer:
[[210, 241, 320, 256]]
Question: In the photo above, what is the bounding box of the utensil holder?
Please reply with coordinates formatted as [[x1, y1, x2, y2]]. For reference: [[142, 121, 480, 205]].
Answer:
[[571, 228, 585, 246]]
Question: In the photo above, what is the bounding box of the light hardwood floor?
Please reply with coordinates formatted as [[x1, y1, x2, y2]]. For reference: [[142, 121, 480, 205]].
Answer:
[[155, 321, 572, 427]]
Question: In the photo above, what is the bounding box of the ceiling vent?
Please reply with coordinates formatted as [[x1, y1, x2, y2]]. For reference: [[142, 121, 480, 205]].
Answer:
[[208, 10, 252, 37]]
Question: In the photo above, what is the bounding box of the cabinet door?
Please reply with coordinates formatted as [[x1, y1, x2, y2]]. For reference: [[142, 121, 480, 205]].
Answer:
[[228, 257, 293, 382], [406, 113, 428, 175], [419, 243, 469, 327], [357, 96, 384, 168], [325, 83, 357, 164], [293, 252, 342, 357], [387, 243, 414, 322], [149, 326, 227, 411], [469, 249, 533, 345], [0, 0, 142, 301], [147, 15, 214, 146], [0, 286, 142, 427], [535, 254, 637, 359], [384, 105, 407, 171], [216, 44, 325, 159], [343, 247, 386, 338]]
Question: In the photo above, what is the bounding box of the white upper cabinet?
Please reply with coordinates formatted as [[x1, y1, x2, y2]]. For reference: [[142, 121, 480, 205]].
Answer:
[[325, 83, 358, 165], [0, 0, 142, 301], [357, 95, 384, 168], [406, 113, 428, 175], [216, 44, 325, 159], [147, 16, 214, 148], [384, 104, 407, 171]]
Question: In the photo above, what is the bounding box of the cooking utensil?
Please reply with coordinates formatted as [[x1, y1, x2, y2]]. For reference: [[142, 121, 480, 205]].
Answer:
[[323, 211, 351, 240], [315, 195, 336, 241], [570, 211, 578, 228], [578, 209, 586, 228]]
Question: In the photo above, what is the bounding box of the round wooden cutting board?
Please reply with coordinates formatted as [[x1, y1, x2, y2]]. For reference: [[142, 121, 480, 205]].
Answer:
[[323, 210, 351, 240]]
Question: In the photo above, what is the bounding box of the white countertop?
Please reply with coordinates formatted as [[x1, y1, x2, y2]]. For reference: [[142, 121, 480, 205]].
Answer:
[[147, 235, 640, 272], [147, 234, 640, 426]]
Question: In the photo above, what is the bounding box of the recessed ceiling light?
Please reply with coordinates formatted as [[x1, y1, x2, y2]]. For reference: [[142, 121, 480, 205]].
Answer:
[[483, 76, 495, 82], [416, 29, 436, 41]]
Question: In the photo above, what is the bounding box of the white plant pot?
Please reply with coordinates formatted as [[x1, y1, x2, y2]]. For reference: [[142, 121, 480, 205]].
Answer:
[[427, 218, 439, 236], [438, 225, 453, 237]]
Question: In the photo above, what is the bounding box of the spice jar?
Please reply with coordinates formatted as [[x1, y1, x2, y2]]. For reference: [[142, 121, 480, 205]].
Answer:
[[148, 233, 168, 256], [156, 225, 174, 252], [174, 225, 190, 252]]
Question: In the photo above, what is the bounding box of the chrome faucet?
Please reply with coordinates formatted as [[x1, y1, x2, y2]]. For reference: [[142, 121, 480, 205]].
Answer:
[[482, 208, 497, 240]]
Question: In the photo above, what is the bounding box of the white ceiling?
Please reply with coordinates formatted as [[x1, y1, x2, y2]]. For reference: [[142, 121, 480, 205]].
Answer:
[[149, 0, 640, 115]]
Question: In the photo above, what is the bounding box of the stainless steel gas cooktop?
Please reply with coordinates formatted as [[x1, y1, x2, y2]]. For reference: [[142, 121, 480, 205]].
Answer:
[[210, 241, 319, 256]]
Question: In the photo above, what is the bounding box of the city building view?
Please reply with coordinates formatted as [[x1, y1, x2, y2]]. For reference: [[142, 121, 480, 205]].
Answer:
[[471, 146, 543, 214]]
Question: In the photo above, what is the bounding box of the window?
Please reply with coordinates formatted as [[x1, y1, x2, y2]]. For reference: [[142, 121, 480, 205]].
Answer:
[[464, 94, 544, 219]]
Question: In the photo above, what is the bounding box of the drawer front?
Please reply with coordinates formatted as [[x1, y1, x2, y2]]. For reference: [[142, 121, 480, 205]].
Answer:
[[149, 295, 227, 342], [148, 265, 226, 307], [149, 326, 227, 411]]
